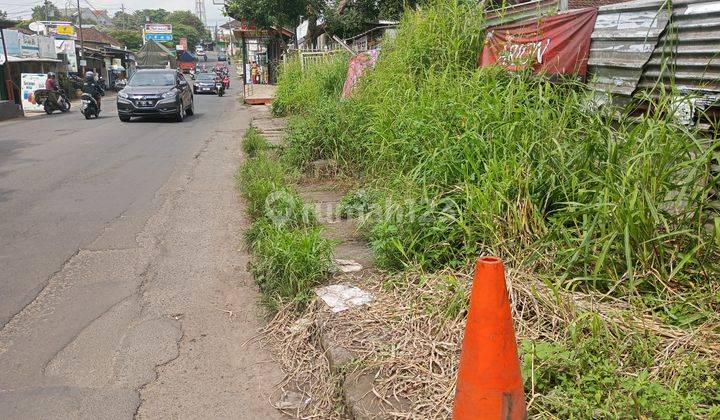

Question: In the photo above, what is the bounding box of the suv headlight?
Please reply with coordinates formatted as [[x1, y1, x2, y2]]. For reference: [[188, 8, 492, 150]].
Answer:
[[118, 91, 129, 99], [162, 90, 177, 99]]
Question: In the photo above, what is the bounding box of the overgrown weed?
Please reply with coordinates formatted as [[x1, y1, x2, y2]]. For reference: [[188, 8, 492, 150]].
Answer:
[[242, 127, 270, 158], [275, 0, 719, 294], [236, 135, 334, 309]]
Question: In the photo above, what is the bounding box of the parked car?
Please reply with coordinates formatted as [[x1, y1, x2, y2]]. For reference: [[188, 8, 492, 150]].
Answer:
[[116, 69, 194, 122], [218, 53, 227, 61]]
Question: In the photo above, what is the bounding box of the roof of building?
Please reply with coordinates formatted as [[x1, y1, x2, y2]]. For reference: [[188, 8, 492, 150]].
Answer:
[[569, 0, 630, 8], [78, 27, 122, 47], [73, 7, 110, 19], [220, 20, 241, 30]]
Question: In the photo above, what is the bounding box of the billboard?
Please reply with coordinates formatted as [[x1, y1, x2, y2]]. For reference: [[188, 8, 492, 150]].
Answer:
[[19, 33, 39, 58], [145, 23, 172, 34], [20, 73, 47, 113], [55, 24, 75, 37], [55, 39, 78, 72]]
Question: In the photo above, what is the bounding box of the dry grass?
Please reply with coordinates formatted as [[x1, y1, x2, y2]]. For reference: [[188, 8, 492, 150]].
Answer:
[[259, 266, 720, 419]]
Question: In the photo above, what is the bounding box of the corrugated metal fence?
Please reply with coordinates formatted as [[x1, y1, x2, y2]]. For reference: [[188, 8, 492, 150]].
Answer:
[[639, 0, 720, 94], [584, 0, 719, 131], [588, 0, 720, 99], [587, 0, 671, 97]]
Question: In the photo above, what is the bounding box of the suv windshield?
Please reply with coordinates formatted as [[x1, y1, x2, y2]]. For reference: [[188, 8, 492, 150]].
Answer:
[[128, 72, 175, 87], [197, 74, 216, 81]]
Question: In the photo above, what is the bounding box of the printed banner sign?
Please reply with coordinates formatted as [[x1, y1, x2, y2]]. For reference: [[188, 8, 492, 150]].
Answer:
[[38, 36, 56, 59], [55, 39, 77, 72], [19, 33, 39, 58], [342, 50, 380, 98], [479, 8, 598, 77], [56, 24, 75, 36], [21, 73, 48, 113]]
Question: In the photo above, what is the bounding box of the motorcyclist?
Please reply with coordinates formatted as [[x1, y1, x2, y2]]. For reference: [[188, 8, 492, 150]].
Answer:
[[45, 72, 60, 91], [81, 71, 105, 112]]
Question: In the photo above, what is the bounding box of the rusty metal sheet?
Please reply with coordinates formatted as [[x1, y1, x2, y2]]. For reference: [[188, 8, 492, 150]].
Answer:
[[587, 0, 670, 96], [638, 0, 720, 93], [484, 0, 560, 27]]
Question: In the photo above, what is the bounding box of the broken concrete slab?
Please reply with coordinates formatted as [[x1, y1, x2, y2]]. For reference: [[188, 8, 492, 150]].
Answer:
[[315, 284, 374, 313]]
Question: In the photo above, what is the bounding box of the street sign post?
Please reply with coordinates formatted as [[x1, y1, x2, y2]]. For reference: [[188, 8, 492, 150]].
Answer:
[[142, 23, 173, 45], [145, 33, 173, 42]]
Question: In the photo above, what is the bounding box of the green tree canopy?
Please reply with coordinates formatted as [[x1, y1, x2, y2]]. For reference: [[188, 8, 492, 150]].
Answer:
[[323, 0, 419, 39], [32, 2, 64, 21], [108, 29, 143, 51], [167, 11, 210, 43], [167, 23, 200, 49], [226, 0, 325, 46], [112, 11, 136, 30], [133, 9, 170, 25]]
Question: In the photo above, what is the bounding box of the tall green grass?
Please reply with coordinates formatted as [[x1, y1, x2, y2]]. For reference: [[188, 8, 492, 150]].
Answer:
[[276, 0, 719, 294], [236, 144, 334, 309], [272, 52, 350, 117], [242, 127, 270, 158]]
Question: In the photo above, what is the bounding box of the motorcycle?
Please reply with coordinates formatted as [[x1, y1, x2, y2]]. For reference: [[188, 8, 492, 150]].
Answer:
[[223, 75, 230, 89], [33, 89, 71, 114], [216, 81, 225, 97], [80, 93, 100, 119]]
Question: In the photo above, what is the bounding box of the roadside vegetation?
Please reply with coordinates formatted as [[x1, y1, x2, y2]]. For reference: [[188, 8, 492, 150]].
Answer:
[[263, 0, 720, 416], [237, 130, 335, 310]]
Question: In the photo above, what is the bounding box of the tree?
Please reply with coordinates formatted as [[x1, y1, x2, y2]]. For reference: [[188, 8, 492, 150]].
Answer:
[[112, 11, 137, 30], [132, 9, 169, 25], [32, 1, 63, 21], [167, 23, 200, 49], [323, 0, 419, 39], [167, 11, 210, 43], [108, 29, 143, 51], [225, 0, 321, 45]]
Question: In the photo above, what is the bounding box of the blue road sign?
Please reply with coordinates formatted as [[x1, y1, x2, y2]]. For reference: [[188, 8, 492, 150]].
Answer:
[[145, 33, 173, 42]]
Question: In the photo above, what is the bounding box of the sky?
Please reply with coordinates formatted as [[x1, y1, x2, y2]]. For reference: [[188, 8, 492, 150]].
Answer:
[[2, 0, 230, 28]]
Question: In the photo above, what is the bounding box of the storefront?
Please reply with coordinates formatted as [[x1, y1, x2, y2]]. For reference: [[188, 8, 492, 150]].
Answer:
[[231, 21, 293, 85]]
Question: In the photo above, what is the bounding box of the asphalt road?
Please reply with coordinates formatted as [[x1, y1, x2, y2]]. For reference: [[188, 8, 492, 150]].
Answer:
[[0, 60, 284, 418]]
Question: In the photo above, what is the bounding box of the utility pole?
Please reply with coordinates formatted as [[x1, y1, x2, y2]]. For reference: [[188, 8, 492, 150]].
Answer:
[[76, 0, 85, 74], [44, 0, 50, 21], [194, 0, 206, 26], [120, 3, 125, 30]]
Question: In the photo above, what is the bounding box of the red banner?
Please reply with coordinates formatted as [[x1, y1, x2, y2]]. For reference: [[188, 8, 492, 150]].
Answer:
[[479, 8, 598, 77]]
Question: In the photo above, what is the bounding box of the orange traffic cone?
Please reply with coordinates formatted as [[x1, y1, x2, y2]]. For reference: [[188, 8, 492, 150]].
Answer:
[[453, 256, 526, 420]]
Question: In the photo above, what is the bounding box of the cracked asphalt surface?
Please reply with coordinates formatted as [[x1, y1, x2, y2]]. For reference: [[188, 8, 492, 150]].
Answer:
[[0, 76, 284, 418]]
